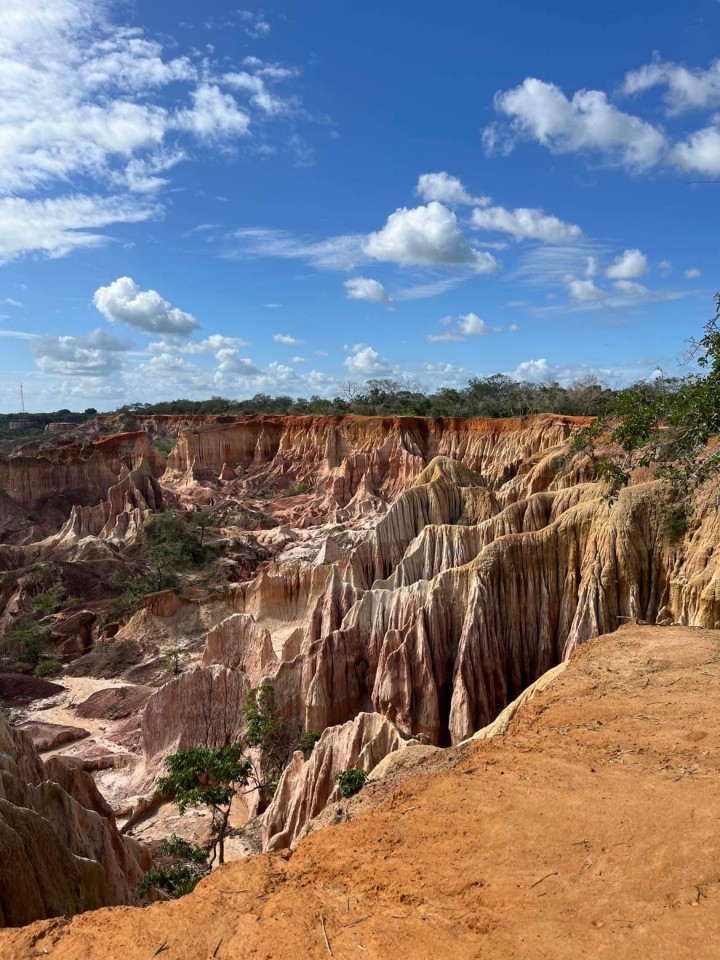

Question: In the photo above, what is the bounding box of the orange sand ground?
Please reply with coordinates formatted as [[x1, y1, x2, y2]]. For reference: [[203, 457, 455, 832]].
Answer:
[[3, 624, 719, 960]]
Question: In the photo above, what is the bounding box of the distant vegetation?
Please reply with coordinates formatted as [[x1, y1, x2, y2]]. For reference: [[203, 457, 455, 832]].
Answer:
[[116, 375, 621, 420], [0, 407, 97, 455]]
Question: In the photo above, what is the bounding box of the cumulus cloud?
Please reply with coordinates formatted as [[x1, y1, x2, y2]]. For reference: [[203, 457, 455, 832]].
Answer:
[[344, 277, 392, 304], [177, 84, 250, 139], [659, 259, 673, 276], [624, 59, 720, 115], [184, 334, 249, 352], [427, 312, 500, 342], [130, 353, 212, 393], [364, 202, 499, 273], [415, 172, 490, 207], [670, 125, 720, 174], [470, 204, 583, 243], [93, 276, 199, 336], [685, 267, 701, 279], [512, 358, 552, 381], [344, 343, 394, 377], [273, 333, 304, 346], [605, 248, 648, 280], [32, 328, 133, 377], [484, 77, 667, 170], [565, 277, 606, 302]]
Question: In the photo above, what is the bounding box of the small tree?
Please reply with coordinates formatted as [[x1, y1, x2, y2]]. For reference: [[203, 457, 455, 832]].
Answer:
[[191, 510, 213, 545], [157, 743, 252, 866], [244, 682, 298, 805], [164, 645, 186, 675]]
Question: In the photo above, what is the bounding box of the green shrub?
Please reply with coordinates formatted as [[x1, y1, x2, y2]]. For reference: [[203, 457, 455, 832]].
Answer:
[[286, 480, 309, 496], [1, 620, 52, 668], [152, 438, 176, 459], [663, 505, 689, 543], [31, 585, 66, 616], [335, 768, 368, 798], [297, 731, 322, 757], [33, 658, 61, 678], [135, 864, 205, 902], [161, 834, 207, 865]]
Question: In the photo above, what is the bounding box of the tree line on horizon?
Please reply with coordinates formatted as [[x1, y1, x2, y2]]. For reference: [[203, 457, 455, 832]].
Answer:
[[115, 374, 643, 420], [0, 373, 680, 438]]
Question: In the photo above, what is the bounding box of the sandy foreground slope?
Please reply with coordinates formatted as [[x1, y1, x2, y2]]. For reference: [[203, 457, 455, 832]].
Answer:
[[3, 623, 720, 960]]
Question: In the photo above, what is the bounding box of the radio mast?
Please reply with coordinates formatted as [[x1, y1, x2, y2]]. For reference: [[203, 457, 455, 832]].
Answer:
[[19, 383, 25, 414]]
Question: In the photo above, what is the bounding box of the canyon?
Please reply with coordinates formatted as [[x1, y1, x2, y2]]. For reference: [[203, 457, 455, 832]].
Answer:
[[1, 412, 719, 947]]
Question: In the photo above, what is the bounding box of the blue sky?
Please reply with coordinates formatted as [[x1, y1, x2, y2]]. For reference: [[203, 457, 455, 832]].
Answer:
[[1, 0, 719, 412]]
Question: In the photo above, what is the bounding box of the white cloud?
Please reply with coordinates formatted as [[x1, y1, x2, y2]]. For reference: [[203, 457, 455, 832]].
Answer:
[[291, 356, 306, 363], [458, 313, 497, 335], [183, 334, 249, 352], [605, 248, 648, 280], [273, 333, 304, 345], [93, 276, 199, 336], [415, 172, 490, 207], [584, 256, 598, 277], [670, 125, 720, 174], [613, 280, 649, 295], [470, 204, 582, 243], [32, 328, 132, 377], [131, 353, 212, 392], [223, 70, 294, 116], [0, 195, 158, 263], [230, 228, 366, 270], [427, 312, 500, 342], [512, 358, 552, 381], [659, 259, 673, 276], [0, 2, 306, 261], [238, 10, 272, 39], [624, 59, 720, 115], [685, 267, 701, 279], [176, 84, 250, 139], [344, 277, 392, 304], [565, 277, 606, 302], [485, 77, 667, 170], [364, 202, 499, 273], [344, 343, 394, 377], [508, 243, 606, 287]]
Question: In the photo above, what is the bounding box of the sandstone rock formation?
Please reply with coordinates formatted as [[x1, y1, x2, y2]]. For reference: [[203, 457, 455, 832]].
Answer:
[[4, 412, 720, 886], [0, 714, 149, 927]]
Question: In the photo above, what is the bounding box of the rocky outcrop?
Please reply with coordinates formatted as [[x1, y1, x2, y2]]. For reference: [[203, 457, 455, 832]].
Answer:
[[139, 665, 250, 780], [202, 613, 279, 685], [262, 712, 404, 851], [166, 413, 584, 503], [0, 432, 163, 513], [0, 715, 149, 927]]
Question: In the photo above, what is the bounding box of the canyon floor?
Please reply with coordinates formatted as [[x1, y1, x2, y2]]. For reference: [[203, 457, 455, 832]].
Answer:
[[3, 623, 719, 960]]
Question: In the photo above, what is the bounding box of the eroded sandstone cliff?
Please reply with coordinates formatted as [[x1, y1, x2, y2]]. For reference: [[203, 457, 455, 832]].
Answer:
[[2, 412, 720, 891]]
